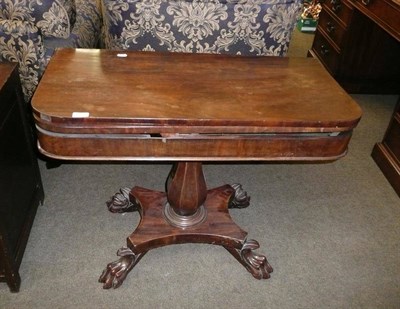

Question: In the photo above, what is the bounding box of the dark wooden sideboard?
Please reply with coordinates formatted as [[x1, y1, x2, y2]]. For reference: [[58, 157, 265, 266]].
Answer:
[[0, 62, 44, 292], [372, 97, 400, 196], [309, 0, 400, 196], [309, 0, 400, 94]]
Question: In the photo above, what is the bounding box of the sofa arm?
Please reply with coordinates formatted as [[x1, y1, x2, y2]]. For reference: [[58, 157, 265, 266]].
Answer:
[[0, 20, 48, 102], [43, 0, 102, 49], [71, 0, 102, 47]]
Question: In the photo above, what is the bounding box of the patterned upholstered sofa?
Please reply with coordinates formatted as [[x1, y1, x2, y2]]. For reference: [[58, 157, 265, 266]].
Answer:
[[1, 0, 301, 102], [101, 0, 302, 56], [0, 0, 102, 102]]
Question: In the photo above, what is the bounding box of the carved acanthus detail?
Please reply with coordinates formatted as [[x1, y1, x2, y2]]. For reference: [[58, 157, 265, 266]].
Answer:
[[228, 183, 250, 208], [106, 187, 139, 213]]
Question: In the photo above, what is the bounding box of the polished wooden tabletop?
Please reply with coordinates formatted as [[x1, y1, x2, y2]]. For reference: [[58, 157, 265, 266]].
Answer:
[[31, 49, 362, 161], [32, 49, 361, 135]]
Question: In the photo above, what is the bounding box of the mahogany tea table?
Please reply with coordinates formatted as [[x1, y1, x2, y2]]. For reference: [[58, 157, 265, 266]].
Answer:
[[31, 49, 362, 289]]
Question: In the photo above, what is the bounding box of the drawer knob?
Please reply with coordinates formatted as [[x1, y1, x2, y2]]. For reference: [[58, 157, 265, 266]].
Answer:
[[330, 0, 342, 12], [320, 44, 330, 55], [326, 22, 336, 34]]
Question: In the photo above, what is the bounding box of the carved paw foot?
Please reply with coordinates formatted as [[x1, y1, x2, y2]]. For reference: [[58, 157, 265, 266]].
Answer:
[[99, 247, 138, 289], [228, 183, 250, 209], [240, 239, 273, 279], [106, 187, 139, 213]]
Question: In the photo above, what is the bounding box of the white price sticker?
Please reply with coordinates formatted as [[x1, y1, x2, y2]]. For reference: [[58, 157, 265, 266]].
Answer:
[[72, 112, 90, 118]]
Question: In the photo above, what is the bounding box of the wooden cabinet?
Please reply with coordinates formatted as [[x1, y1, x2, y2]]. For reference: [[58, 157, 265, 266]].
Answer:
[[310, 0, 400, 93], [372, 97, 400, 197], [352, 0, 400, 39], [0, 62, 44, 292]]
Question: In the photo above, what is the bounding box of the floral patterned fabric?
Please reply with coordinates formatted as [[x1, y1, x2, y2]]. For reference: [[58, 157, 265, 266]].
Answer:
[[0, 20, 47, 98], [0, 0, 76, 39], [0, 0, 102, 101], [102, 0, 302, 56]]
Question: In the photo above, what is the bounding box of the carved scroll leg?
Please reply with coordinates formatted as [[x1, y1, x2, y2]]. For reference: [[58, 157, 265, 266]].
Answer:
[[106, 187, 140, 213], [225, 239, 273, 279], [99, 247, 147, 289], [228, 183, 250, 209]]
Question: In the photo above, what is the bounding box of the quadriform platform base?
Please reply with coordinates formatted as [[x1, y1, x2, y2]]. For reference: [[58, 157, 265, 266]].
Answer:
[[99, 163, 272, 289], [31, 49, 362, 289]]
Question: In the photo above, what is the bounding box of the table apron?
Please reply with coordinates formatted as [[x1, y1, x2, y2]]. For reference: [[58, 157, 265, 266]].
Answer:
[[36, 130, 353, 161]]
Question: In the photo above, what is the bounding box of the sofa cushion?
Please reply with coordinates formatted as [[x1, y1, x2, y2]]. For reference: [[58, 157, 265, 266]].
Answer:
[[0, 0, 76, 39], [32, 0, 76, 39], [103, 0, 301, 56], [0, 19, 47, 100]]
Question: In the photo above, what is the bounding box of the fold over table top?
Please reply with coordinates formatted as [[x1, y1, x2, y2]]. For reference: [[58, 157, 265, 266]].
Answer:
[[32, 49, 361, 134], [31, 49, 362, 161]]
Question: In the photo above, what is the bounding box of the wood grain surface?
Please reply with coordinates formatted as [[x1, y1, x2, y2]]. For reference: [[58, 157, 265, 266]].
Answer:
[[32, 49, 361, 134], [31, 48, 362, 161]]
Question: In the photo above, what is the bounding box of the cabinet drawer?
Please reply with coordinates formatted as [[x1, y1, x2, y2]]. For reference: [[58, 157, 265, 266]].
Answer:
[[312, 31, 340, 74], [323, 0, 354, 26], [318, 10, 348, 48], [353, 0, 400, 39]]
